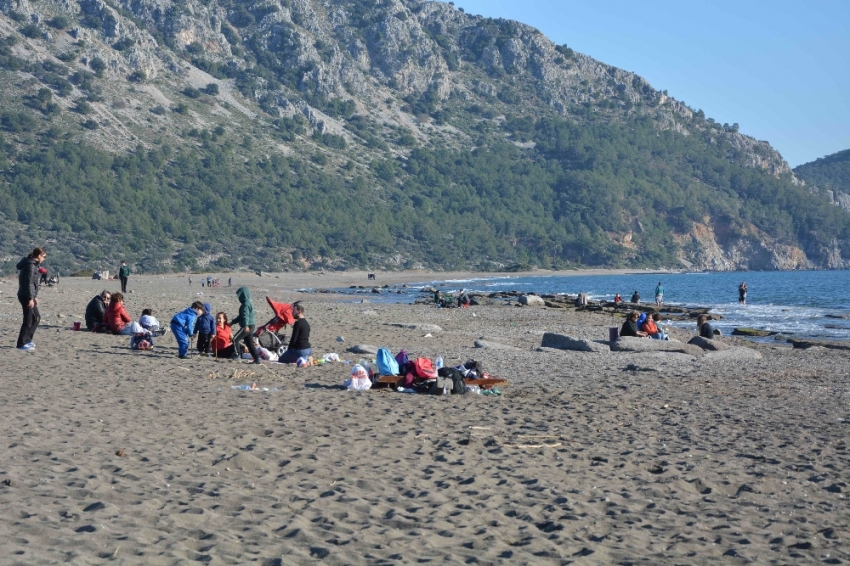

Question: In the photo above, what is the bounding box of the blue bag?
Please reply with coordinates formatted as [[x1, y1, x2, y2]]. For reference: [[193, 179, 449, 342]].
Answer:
[[376, 347, 400, 376]]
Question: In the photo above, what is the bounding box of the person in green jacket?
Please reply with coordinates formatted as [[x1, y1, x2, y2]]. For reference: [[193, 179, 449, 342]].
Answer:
[[230, 286, 260, 364], [118, 261, 130, 293]]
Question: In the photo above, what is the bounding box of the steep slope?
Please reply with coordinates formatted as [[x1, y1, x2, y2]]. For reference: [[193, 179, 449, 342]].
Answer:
[[0, 0, 848, 274], [795, 149, 850, 212]]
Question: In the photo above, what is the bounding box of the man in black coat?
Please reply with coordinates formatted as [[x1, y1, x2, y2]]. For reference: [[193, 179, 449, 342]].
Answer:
[[85, 290, 112, 331]]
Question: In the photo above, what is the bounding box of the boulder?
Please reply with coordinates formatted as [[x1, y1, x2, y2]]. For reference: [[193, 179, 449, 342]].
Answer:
[[687, 336, 733, 351], [518, 295, 545, 306], [732, 327, 776, 337], [611, 337, 704, 356], [788, 338, 850, 351], [543, 300, 567, 309], [703, 347, 763, 362], [347, 344, 378, 354], [541, 333, 610, 353]]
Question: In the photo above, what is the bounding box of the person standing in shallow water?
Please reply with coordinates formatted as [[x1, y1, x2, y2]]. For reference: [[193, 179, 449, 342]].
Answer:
[[16, 247, 46, 351], [739, 282, 748, 305]]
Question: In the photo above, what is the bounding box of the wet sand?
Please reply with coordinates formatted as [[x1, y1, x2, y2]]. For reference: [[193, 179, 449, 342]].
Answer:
[[0, 273, 847, 564]]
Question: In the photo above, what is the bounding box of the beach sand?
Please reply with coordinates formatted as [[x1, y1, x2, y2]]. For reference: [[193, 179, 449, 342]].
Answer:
[[0, 271, 848, 564]]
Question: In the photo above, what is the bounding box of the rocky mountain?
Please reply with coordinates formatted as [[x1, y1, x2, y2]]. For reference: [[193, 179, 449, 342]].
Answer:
[[795, 149, 850, 212], [0, 0, 848, 274]]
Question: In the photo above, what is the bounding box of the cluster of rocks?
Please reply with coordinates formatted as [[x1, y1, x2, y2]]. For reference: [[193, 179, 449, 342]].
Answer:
[[481, 292, 725, 321], [539, 332, 762, 362]]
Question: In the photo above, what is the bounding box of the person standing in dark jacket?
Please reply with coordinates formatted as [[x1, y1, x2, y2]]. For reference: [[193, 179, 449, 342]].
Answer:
[[118, 261, 130, 293], [16, 247, 46, 351], [278, 303, 312, 363], [194, 302, 215, 355], [230, 286, 260, 364], [84, 290, 111, 331]]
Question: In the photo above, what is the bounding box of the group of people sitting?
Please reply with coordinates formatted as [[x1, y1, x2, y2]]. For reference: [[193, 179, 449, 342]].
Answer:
[[620, 311, 669, 340], [83, 286, 311, 364], [433, 289, 471, 308]]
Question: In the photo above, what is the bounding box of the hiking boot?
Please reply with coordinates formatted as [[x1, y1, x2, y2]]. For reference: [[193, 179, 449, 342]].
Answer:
[[252, 358, 262, 364], [17, 344, 34, 351]]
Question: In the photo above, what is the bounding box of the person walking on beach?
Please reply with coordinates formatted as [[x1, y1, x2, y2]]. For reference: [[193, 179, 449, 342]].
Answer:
[[16, 247, 46, 351], [738, 282, 747, 305], [655, 282, 664, 306], [118, 261, 130, 293]]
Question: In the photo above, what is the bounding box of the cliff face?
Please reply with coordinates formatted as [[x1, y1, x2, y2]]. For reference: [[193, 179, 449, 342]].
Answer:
[[675, 217, 849, 271], [0, 0, 844, 273]]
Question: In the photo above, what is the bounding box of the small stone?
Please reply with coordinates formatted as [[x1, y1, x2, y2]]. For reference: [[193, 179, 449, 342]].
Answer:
[[336, 336, 345, 342], [115, 449, 126, 457]]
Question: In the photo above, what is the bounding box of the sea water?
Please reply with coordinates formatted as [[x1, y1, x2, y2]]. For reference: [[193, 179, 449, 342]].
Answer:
[[330, 270, 850, 341]]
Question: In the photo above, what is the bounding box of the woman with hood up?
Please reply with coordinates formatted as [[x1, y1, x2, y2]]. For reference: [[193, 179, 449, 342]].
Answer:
[[230, 286, 261, 364]]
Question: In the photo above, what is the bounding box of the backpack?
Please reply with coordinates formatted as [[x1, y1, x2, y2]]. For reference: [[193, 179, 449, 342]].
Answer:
[[395, 350, 409, 375], [376, 347, 400, 376], [411, 357, 437, 379], [434, 367, 468, 395]]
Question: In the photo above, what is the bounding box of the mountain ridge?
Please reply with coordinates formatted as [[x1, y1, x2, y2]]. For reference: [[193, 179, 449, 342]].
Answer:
[[0, 0, 847, 274]]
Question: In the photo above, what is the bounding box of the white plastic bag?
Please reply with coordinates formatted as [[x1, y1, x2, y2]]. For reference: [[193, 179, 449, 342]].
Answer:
[[346, 364, 372, 390]]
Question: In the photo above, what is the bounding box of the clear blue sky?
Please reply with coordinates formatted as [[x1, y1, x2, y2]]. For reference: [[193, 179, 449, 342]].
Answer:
[[449, 0, 850, 167]]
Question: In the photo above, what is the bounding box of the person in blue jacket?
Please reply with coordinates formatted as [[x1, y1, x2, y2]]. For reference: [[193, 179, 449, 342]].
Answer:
[[171, 301, 205, 359], [194, 302, 215, 355]]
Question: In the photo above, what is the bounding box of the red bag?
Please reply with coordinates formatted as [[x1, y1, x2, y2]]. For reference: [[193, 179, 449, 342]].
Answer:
[[411, 357, 437, 379]]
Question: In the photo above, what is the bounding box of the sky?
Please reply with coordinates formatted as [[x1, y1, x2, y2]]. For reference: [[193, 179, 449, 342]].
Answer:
[[448, 0, 850, 167]]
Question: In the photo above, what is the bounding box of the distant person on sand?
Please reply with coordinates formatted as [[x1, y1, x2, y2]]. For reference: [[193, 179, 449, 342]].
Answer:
[[171, 301, 205, 359], [613, 293, 622, 304], [631, 290, 641, 304], [655, 282, 664, 306], [697, 314, 721, 338], [738, 282, 748, 305], [85, 290, 111, 331], [230, 287, 261, 364], [211, 312, 235, 359], [278, 303, 312, 364], [16, 247, 46, 351], [118, 261, 130, 293], [620, 311, 648, 338]]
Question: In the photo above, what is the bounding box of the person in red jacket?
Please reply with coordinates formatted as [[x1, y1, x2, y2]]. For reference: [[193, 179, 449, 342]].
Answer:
[[211, 312, 236, 359], [105, 293, 145, 335]]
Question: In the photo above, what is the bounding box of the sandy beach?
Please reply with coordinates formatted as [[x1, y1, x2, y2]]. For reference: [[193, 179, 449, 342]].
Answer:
[[0, 271, 848, 564]]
